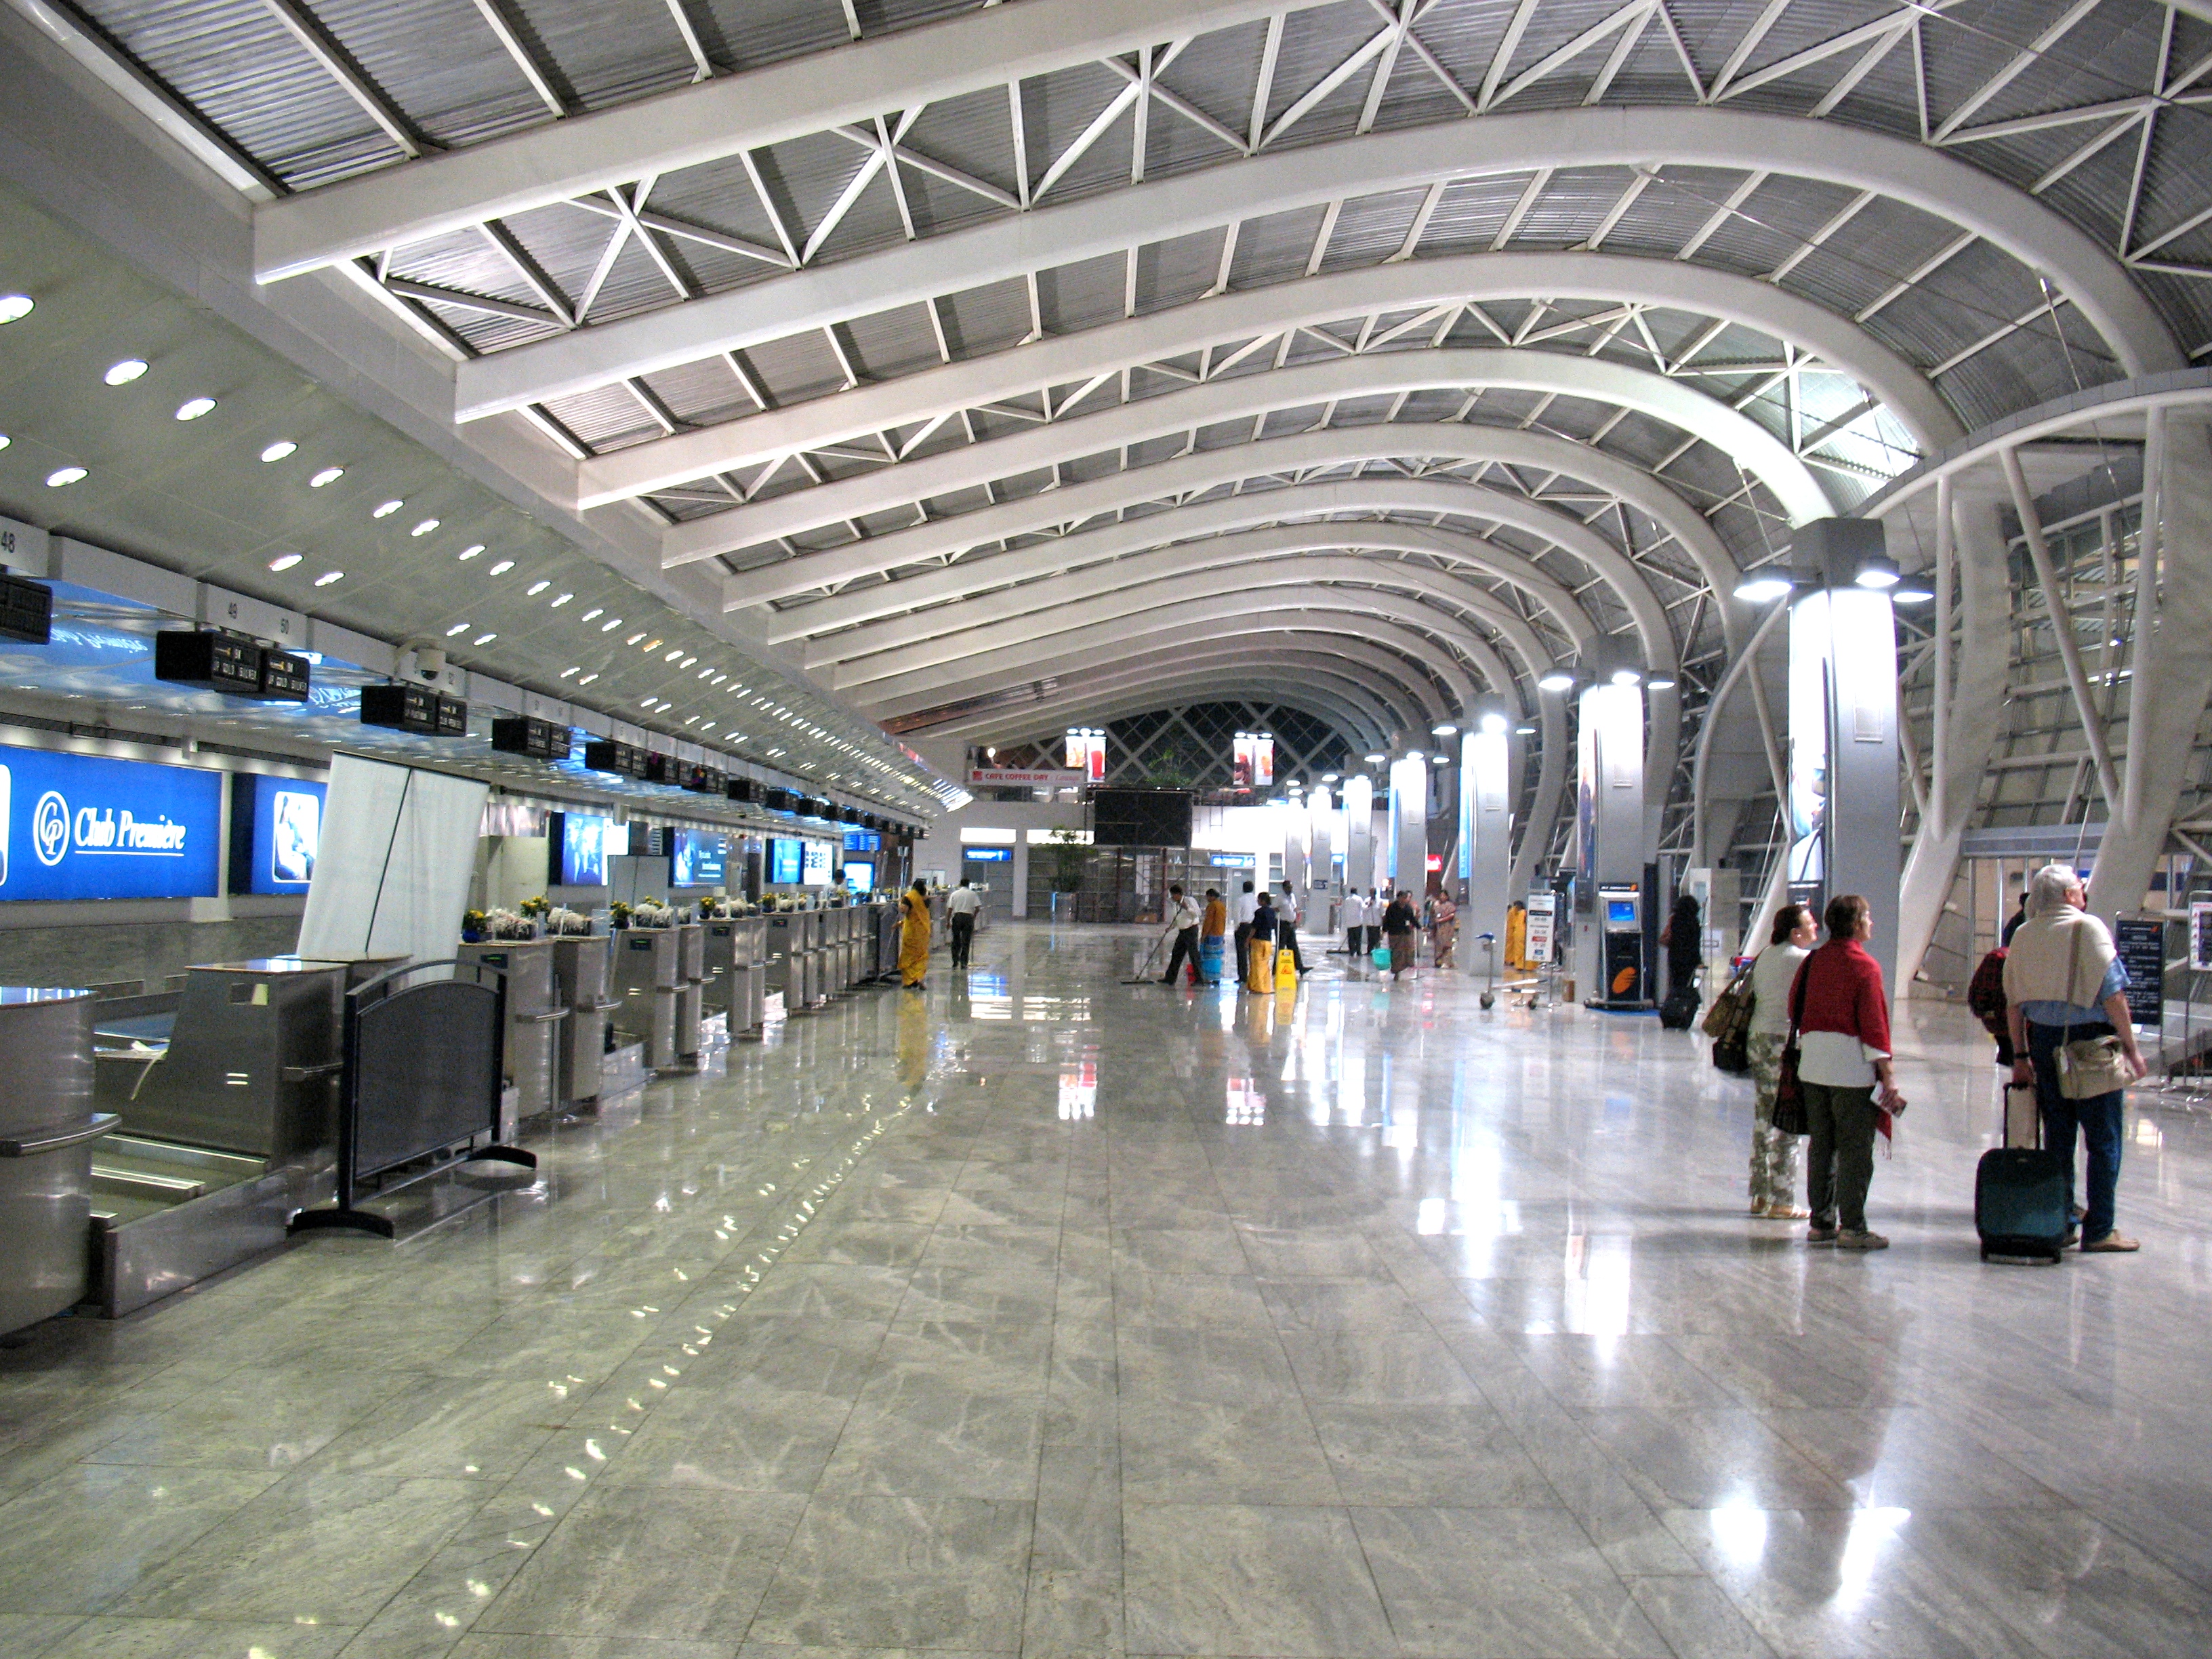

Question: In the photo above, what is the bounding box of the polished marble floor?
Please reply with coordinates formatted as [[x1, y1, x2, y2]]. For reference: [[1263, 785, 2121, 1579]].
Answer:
[[4, 920, 2212, 1659]]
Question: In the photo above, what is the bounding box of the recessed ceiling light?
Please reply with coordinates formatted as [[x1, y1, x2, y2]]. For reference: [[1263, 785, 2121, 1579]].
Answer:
[[314, 570, 344, 586], [602, 619, 623, 632], [445, 623, 470, 636], [473, 632, 495, 644], [103, 359, 148, 386], [560, 667, 579, 678], [411, 518, 439, 537], [260, 441, 297, 463], [643, 638, 662, 651], [0, 435, 10, 451], [639, 697, 655, 708], [310, 466, 344, 487], [268, 554, 302, 571], [175, 396, 216, 421], [578, 673, 598, 685], [663, 648, 682, 662], [45, 466, 86, 487], [489, 560, 514, 575], [679, 655, 697, 668], [626, 632, 646, 644], [580, 607, 602, 621], [373, 499, 403, 518], [457, 544, 484, 560], [0, 295, 33, 324], [526, 580, 550, 596]]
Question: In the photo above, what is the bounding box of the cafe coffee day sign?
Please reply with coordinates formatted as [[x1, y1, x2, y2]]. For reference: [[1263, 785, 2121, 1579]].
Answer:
[[0, 745, 222, 901]]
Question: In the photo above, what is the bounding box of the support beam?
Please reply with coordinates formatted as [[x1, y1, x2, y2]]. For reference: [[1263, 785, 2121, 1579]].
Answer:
[[932, 663, 1405, 749], [451, 106, 2181, 417], [661, 344, 1834, 560], [575, 249, 1959, 506], [762, 474, 1674, 663]]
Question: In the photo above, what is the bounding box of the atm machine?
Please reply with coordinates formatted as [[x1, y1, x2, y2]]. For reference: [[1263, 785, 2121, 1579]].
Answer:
[[1595, 884, 1647, 1008], [551, 935, 619, 1106], [611, 926, 684, 1071]]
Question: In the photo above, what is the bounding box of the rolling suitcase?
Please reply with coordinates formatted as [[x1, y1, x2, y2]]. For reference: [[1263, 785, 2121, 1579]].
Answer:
[[1658, 983, 1700, 1029], [1975, 1085, 2068, 1263]]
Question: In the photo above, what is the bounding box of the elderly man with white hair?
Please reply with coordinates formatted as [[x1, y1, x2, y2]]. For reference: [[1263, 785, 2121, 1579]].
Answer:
[[2002, 863, 2148, 1253]]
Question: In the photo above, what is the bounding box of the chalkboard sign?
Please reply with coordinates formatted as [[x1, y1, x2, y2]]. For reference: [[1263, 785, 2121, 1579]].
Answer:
[[2114, 918, 2165, 1029]]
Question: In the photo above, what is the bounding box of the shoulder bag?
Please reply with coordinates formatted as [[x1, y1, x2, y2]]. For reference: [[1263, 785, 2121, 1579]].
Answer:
[[1702, 954, 1755, 1039], [1771, 956, 1810, 1136], [2055, 924, 2132, 1099]]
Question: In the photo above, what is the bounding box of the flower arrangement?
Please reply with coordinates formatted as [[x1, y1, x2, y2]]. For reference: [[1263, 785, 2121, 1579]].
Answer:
[[547, 905, 594, 936], [609, 901, 632, 929], [518, 894, 552, 920], [462, 908, 489, 942], [630, 899, 676, 928], [484, 907, 537, 940]]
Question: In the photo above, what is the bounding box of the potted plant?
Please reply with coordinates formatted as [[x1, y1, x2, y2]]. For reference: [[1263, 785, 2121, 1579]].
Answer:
[[462, 908, 488, 943], [609, 900, 632, 930]]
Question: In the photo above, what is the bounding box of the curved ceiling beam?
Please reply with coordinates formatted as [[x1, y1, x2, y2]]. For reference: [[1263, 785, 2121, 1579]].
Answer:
[[954, 682, 1385, 757], [722, 426, 1743, 645], [935, 663, 1402, 750], [664, 348, 1832, 559], [917, 636, 1451, 743], [577, 251, 1959, 507], [833, 555, 1557, 699], [457, 107, 2180, 419], [769, 475, 1670, 660], [803, 523, 1620, 676], [863, 594, 1507, 721], [253, 0, 1319, 281]]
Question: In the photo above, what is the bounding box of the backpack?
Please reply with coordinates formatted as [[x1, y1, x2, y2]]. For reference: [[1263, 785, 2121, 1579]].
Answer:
[[1703, 956, 1756, 1073], [1966, 947, 2009, 1042]]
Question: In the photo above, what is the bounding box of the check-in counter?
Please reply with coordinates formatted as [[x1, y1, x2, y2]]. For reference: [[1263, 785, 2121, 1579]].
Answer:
[[704, 916, 766, 1036], [458, 939, 564, 1131], [676, 922, 705, 1060], [611, 926, 684, 1071], [764, 912, 802, 1008], [0, 988, 112, 1335], [552, 935, 619, 1104]]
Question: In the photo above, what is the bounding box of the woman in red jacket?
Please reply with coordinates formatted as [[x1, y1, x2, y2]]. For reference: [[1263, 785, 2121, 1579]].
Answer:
[[1789, 893, 1908, 1250]]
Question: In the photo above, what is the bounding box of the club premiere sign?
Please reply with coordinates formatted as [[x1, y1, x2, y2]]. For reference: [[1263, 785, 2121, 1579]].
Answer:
[[0, 745, 223, 901]]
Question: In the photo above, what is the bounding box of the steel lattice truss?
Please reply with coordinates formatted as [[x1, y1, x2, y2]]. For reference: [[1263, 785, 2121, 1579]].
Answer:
[[47, 0, 2212, 840]]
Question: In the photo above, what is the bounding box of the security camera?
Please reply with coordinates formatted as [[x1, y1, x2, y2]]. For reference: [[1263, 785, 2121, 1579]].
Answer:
[[412, 644, 447, 679]]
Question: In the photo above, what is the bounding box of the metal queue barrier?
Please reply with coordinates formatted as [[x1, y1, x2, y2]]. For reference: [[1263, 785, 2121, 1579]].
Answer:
[[0, 989, 115, 1336], [289, 958, 535, 1240]]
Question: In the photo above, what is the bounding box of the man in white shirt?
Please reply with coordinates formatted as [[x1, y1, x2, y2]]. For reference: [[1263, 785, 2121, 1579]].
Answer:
[[1340, 890, 1366, 956], [1231, 880, 1256, 977], [944, 880, 983, 969], [1275, 882, 1306, 972], [1159, 884, 1204, 985]]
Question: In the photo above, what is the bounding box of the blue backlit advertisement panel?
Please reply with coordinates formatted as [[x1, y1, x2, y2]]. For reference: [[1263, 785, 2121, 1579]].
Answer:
[[768, 837, 803, 884], [801, 840, 832, 886], [234, 773, 328, 894], [560, 814, 611, 886], [672, 830, 726, 888], [0, 745, 222, 901]]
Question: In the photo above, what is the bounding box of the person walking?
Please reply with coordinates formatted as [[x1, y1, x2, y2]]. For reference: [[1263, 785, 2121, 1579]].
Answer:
[[1200, 888, 1228, 984], [1339, 888, 1367, 956], [944, 879, 982, 970], [1159, 884, 1204, 986], [1746, 903, 1814, 1220], [897, 879, 933, 990], [1381, 890, 1420, 980], [1231, 880, 1256, 983], [1367, 889, 1387, 957], [1246, 891, 1278, 991], [1429, 891, 1459, 969], [1791, 894, 1906, 1250], [2003, 864, 2148, 1252], [1275, 882, 1306, 973]]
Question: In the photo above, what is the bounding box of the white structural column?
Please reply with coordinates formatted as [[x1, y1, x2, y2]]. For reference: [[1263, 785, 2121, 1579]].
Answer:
[[2092, 411, 2212, 918], [1462, 716, 1513, 970], [1576, 679, 1649, 1000], [665, 348, 1834, 559], [1284, 808, 1309, 895], [1309, 785, 1336, 899], [453, 107, 2181, 417], [1893, 483, 2013, 987], [1511, 693, 1570, 911], [577, 250, 1959, 505], [1389, 756, 1428, 902], [1344, 773, 1375, 908]]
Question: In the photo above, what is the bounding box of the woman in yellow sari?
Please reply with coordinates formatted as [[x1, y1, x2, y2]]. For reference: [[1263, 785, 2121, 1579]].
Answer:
[[898, 879, 933, 989]]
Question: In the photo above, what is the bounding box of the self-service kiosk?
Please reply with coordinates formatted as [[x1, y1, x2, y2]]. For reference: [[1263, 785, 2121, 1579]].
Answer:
[[1596, 884, 1646, 1008]]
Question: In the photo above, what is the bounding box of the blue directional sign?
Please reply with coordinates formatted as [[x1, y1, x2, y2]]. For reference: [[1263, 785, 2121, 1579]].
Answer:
[[0, 744, 222, 901]]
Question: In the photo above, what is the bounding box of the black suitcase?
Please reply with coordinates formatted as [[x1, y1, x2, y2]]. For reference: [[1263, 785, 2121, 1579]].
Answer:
[[1975, 1147, 2070, 1263], [1658, 983, 1700, 1029]]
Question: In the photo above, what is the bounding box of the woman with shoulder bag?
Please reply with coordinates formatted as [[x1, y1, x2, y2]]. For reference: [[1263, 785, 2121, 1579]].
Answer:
[[1744, 904, 1815, 1220], [2001, 865, 2147, 1252], [1791, 894, 1907, 1251]]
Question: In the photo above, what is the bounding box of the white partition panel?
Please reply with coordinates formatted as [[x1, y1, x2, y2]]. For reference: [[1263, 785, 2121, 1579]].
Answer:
[[299, 754, 491, 968]]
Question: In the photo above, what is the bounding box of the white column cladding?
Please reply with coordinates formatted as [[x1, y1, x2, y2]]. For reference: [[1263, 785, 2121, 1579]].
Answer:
[[1464, 721, 1513, 966], [1389, 755, 1428, 897], [1343, 774, 1374, 901], [1010, 836, 1030, 919], [1575, 680, 1647, 993], [1790, 583, 1900, 991], [1308, 785, 1335, 899], [1283, 802, 1308, 893]]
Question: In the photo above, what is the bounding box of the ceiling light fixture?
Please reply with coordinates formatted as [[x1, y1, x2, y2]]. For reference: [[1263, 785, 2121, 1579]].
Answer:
[[488, 560, 514, 575], [578, 673, 598, 685], [550, 593, 571, 607], [310, 466, 343, 487], [626, 632, 646, 645], [473, 632, 496, 645], [602, 619, 622, 632], [314, 570, 344, 586], [456, 543, 483, 559], [1893, 579, 1936, 605], [260, 441, 298, 464], [1732, 573, 1793, 603], [267, 554, 302, 571], [679, 655, 697, 668], [174, 396, 216, 421], [527, 580, 550, 596], [1431, 723, 1457, 737], [559, 667, 579, 678], [45, 466, 86, 487], [103, 359, 148, 386], [580, 607, 602, 621], [410, 518, 438, 537], [0, 295, 33, 323], [373, 499, 402, 518], [445, 623, 470, 636], [1538, 670, 1576, 693], [1855, 554, 1900, 590]]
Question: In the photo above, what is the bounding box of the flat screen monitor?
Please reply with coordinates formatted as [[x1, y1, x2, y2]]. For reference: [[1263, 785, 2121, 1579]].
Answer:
[[558, 813, 612, 886], [1092, 787, 1193, 848], [801, 840, 832, 886], [672, 828, 726, 888], [1605, 897, 1638, 926], [769, 836, 804, 884], [844, 860, 874, 894], [965, 846, 1012, 863]]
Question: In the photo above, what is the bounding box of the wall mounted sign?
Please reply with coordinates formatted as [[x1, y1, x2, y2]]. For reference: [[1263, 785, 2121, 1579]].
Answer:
[[0, 744, 222, 901], [229, 773, 327, 895]]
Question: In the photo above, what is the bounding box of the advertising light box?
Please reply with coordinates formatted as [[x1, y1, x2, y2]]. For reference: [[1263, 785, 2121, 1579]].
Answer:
[[801, 840, 832, 886], [230, 773, 327, 895], [768, 836, 804, 885], [672, 830, 726, 888], [557, 813, 613, 887], [1, 744, 222, 902]]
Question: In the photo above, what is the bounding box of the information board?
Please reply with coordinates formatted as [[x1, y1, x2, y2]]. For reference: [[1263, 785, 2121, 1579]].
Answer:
[[801, 840, 832, 886], [1523, 891, 1556, 966], [2114, 917, 2165, 1029], [2192, 901, 2212, 974], [0, 744, 222, 901]]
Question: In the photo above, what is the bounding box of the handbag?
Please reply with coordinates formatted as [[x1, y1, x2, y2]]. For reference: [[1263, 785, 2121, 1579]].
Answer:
[[1371, 945, 1393, 968], [2053, 924, 2131, 1099], [1701, 958, 1755, 1038], [1771, 956, 1809, 1137]]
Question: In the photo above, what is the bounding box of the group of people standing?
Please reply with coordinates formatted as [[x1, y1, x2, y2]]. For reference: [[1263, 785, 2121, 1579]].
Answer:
[[1336, 888, 1437, 979], [1732, 862, 2145, 1254], [1161, 880, 1309, 991]]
